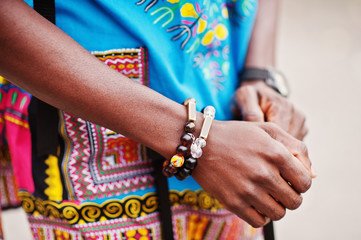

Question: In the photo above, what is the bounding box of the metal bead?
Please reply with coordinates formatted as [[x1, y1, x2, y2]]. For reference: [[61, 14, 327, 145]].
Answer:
[[183, 98, 196, 106]]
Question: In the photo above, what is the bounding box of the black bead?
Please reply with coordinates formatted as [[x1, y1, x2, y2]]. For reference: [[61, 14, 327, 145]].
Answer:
[[169, 166, 178, 175], [162, 165, 173, 177], [184, 122, 196, 133], [181, 133, 193, 146], [175, 173, 187, 181], [175, 167, 192, 181], [163, 164, 177, 177], [176, 145, 188, 155], [184, 157, 198, 170]]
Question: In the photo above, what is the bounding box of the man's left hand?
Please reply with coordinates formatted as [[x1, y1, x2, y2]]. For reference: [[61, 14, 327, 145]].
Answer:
[[235, 80, 308, 140]]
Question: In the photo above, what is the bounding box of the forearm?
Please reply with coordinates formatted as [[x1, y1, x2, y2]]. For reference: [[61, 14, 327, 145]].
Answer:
[[0, 0, 194, 159], [244, 0, 279, 68]]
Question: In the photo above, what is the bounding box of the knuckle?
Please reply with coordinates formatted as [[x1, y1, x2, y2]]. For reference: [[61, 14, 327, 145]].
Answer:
[[299, 176, 312, 193], [272, 208, 286, 221], [303, 126, 309, 136], [297, 141, 309, 157], [295, 108, 307, 121], [250, 218, 267, 228], [277, 98, 292, 111], [242, 185, 257, 199], [243, 111, 263, 121], [226, 199, 241, 212], [262, 122, 279, 139], [269, 144, 288, 164], [254, 167, 275, 184], [236, 85, 253, 97], [299, 113, 307, 125], [299, 125, 309, 140], [288, 195, 303, 210]]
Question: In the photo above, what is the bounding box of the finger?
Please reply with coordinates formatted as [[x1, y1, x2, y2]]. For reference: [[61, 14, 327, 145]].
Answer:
[[235, 86, 264, 122], [250, 162, 304, 211], [251, 192, 287, 221], [288, 108, 308, 140], [261, 122, 312, 174], [265, 174, 304, 210], [264, 99, 293, 132], [260, 124, 312, 193], [279, 155, 312, 193], [299, 125, 309, 141], [237, 206, 269, 228], [219, 197, 268, 228]]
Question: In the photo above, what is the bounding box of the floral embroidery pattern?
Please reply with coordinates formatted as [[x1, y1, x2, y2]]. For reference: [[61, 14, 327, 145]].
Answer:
[[135, 0, 255, 91]]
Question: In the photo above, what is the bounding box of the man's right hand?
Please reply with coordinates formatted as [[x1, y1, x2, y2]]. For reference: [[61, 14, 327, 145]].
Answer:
[[193, 120, 312, 228]]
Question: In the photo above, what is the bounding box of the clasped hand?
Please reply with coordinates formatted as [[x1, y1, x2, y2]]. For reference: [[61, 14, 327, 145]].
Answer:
[[192, 81, 313, 228]]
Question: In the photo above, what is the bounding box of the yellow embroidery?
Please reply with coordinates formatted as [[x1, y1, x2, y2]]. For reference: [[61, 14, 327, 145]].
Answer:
[[4, 115, 29, 128], [215, 24, 228, 40], [180, 3, 198, 18], [201, 30, 214, 46], [20, 190, 224, 225], [44, 155, 64, 202], [0, 76, 8, 84]]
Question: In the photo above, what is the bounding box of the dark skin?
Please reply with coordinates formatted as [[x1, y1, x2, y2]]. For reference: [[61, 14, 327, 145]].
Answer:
[[0, 0, 313, 228]]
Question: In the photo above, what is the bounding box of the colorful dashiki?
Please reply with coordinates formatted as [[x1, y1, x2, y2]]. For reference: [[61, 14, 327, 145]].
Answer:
[[0, 77, 30, 239], [4, 0, 263, 239]]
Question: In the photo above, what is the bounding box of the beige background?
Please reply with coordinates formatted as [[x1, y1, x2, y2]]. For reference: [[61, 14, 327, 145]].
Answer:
[[2, 0, 361, 239]]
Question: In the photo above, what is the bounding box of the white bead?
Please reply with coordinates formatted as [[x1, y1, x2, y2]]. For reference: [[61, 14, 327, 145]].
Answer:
[[191, 141, 203, 158], [203, 106, 216, 118], [191, 148, 203, 158], [195, 138, 206, 148]]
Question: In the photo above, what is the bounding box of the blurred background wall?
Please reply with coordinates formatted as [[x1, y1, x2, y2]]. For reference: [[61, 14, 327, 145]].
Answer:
[[275, 0, 361, 239], [2, 0, 361, 239]]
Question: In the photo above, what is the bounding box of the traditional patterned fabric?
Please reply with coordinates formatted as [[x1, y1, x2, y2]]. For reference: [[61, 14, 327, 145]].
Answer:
[[0, 78, 33, 193], [21, 190, 263, 240], [58, 48, 153, 202], [0, 78, 30, 240], [0, 205, 3, 240], [59, 111, 154, 201], [0, 146, 20, 209], [17, 1, 263, 239]]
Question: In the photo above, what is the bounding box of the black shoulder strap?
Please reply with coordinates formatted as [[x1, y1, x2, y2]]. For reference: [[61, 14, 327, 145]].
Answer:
[[30, 0, 59, 157], [34, 0, 55, 24], [264, 221, 275, 240]]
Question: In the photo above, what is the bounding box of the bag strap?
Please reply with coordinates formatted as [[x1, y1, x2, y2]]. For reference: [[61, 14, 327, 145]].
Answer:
[[264, 221, 275, 240], [31, 0, 59, 157], [34, 0, 55, 24], [148, 150, 175, 240]]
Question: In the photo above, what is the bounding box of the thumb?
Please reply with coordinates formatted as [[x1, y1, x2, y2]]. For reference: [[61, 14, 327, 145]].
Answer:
[[236, 86, 264, 122]]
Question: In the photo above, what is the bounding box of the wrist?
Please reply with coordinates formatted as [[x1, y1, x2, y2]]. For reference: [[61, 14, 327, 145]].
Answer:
[[239, 67, 289, 97], [192, 119, 222, 178]]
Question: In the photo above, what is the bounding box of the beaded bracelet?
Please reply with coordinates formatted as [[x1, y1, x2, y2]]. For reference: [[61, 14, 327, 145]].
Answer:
[[176, 106, 216, 180], [162, 98, 216, 181], [162, 98, 197, 178]]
